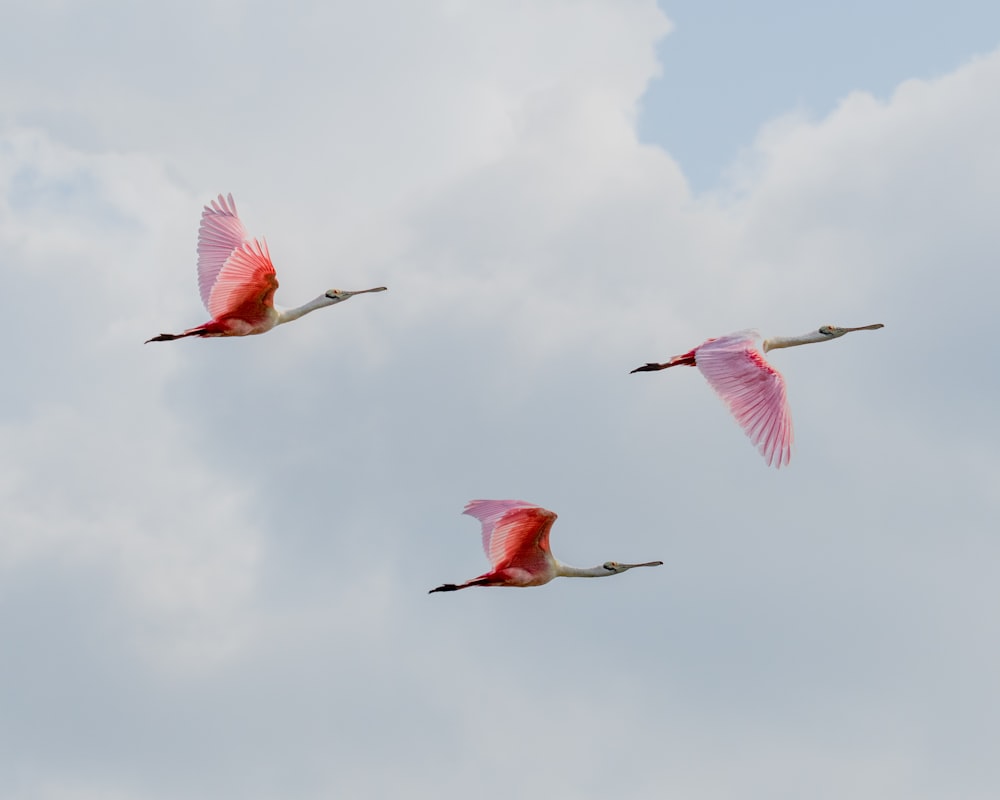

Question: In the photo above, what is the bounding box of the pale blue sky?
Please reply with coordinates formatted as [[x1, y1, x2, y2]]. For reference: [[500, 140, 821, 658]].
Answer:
[[642, 1, 1000, 190]]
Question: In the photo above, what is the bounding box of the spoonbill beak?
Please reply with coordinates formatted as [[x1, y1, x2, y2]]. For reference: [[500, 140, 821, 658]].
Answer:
[[325, 286, 388, 301], [618, 561, 664, 570], [833, 323, 884, 333]]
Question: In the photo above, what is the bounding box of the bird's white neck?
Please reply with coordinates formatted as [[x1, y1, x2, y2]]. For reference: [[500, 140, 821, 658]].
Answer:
[[276, 294, 340, 325], [555, 562, 614, 579], [763, 330, 833, 352]]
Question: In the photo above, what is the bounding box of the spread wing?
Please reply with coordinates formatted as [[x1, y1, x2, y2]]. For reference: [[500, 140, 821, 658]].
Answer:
[[206, 240, 278, 322], [463, 500, 557, 571], [197, 194, 277, 320], [695, 331, 793, 467]]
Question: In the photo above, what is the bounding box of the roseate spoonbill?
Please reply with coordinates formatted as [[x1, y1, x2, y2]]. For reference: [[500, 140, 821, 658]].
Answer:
[[146, 194, 386, 342], [429, 500, 662, 593], [631, 324, 884, 467]]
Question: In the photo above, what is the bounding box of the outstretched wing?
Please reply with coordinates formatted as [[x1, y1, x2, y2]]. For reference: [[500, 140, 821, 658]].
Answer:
[[206, 239, 278, 323], [198, 194, 248, 311], [463, 500, 557, 570], [695, 331, 793, 467], [197, 194, 278, 321]]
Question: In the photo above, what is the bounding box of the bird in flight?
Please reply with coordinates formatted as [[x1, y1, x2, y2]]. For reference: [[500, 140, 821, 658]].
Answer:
[[146, 193, 386, 342], [429, 500, 662, 593], [631, 324, 884, 467]]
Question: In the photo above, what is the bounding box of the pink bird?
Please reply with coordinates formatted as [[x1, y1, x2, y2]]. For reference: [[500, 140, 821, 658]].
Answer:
[[429, 500, 662, 593], [146, 194, 386, 342], [631, 324, 884, 467]]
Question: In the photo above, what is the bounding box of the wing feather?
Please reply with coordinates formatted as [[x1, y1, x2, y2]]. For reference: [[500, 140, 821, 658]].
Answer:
[[197, 193, 251, 312], [695, 331, 793, 467], [463, 500, 557, 571], [206, 238, 277, 322]]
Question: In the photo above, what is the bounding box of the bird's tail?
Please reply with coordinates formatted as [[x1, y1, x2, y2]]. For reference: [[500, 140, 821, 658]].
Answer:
[[144, 327, 211, 344], [428, 577, 492, 594], [630, 353, 696, 374], [428, 583, 462, 594], [630, 362, 669, 373]]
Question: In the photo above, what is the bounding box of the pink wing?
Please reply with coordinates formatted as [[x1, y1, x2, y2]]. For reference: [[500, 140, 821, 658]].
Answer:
[[463, 500, 557, 571], [694, 331, 793, 467], [198, 194, 248, 311], [206, 239, 278, 323], [197, 194, 278, 320]]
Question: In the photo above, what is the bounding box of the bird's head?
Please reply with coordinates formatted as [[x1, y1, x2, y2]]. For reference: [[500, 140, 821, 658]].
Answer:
[[324, 286, 388, 304], [602, 560, 664, 574]]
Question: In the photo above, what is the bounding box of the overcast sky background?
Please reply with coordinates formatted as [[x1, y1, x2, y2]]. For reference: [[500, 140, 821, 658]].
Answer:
[[2, 2, 999, 799]]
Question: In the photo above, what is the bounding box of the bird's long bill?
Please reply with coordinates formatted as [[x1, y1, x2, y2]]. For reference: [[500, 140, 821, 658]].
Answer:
[[622, 561, 664, 569], [841, 323, 884, 332], [345, 286, 388, 297]]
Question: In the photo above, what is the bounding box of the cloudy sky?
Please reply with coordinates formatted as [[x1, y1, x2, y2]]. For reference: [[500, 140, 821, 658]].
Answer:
[[2, 2, 999, 798]]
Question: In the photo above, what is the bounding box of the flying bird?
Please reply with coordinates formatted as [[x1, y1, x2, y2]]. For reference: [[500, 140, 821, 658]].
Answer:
[[429, 500, 662, 593], [146, 194, 386, 342], [631, 324, 885, 467]]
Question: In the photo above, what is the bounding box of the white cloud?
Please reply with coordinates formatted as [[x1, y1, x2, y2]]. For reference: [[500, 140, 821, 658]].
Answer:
[[0, 131, 263, 673]]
